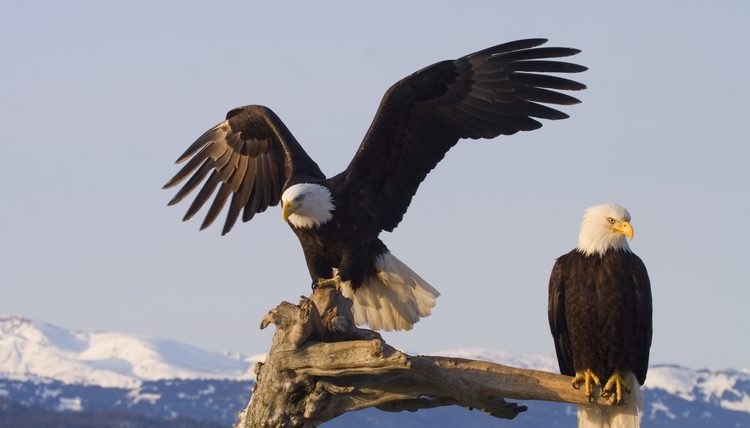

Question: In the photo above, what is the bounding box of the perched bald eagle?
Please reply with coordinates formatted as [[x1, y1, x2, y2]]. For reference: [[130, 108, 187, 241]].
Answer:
[[548, 204, 652, 427], [165, 39, 586, 331]]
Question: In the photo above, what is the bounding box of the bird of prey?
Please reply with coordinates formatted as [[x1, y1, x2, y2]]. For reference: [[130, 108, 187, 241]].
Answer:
[[165, 39, 586, 331], [549, 204, 653, 427]]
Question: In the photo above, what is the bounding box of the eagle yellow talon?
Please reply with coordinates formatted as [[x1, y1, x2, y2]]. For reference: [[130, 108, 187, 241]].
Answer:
[[601, 371, 632, 404], [572, 369, 602, 402]]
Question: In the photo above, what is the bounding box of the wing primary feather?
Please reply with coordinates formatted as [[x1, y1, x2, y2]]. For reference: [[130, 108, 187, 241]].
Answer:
[[222, 158, 250, 234], [456, 103, 542, 132], [243, 190, 260, 222], [228, 155, 248, 192], [164, 152, 207, 189], [201, 182, 231, 230], [163, 142, 217, 189], [507, 60, 588, 73], [473, 69, 514, 82], [224, 158, 256, 232], [512, 73, 587, 90], [467, 38, 548, 58], [448, 108, 503, 138], [473, 79, 516, 94], [517, 100, 570, 120], [466, 84, 497, 102], [213, 147, 235, 173], [243, 158, 263, 222], [167, 158, 215, 206], [462, 95, 518, 115], [174, 123, 226, 163], [215, 151, 239, 183], [517, 86, 582, 105], [182, 170, 220, 222], [493, 47, 582, 62]]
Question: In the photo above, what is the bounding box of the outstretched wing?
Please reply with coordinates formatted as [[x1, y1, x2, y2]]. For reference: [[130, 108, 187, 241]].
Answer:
[[630, 254, 653, 385], [548, 256, 575, 377], [164, 105, 324, 235], [332, 38, 586, 232]]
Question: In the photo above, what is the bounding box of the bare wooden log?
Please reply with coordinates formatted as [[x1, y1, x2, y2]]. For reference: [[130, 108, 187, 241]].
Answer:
[[235, 285, 606, 427]]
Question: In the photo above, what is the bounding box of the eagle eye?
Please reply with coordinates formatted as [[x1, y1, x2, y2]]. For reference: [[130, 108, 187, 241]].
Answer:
[[607, 217, 616, 225], [295, 195, 304, 202]]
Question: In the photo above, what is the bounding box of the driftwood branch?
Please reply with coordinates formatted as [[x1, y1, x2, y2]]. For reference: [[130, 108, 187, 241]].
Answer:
[[235, 285, 600, 427]]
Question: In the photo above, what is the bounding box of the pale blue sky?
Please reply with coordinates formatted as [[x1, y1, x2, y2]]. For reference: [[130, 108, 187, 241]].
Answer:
[[1, 1, 749, 369]]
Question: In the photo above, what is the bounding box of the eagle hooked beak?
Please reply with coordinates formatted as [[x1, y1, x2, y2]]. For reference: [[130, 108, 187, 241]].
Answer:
[[282, 200, 293, 222], [613, 221, 634, 241]]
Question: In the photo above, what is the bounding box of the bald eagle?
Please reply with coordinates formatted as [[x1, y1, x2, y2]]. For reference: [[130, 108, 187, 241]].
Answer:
[[548, 204, 652, 427], [165, 39, 586, 331]]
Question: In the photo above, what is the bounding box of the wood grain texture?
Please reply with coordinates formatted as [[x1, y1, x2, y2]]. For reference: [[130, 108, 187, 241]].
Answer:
[[235, 285, 613, 427]]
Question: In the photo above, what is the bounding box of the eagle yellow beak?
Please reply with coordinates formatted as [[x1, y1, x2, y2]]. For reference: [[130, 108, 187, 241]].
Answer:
[[613, 221, 634, 241], [282, 201, 293, 222]]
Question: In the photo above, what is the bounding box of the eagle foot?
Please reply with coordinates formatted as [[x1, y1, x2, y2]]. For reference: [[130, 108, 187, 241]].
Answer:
[[572, 369, 602, 402], [314, 275, 342, 291], [601, 371, 631, 404]]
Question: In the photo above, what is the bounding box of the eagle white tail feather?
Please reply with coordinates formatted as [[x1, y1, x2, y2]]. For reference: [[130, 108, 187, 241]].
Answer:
[[340, 252, 439, 331], [578, 372, 642, 428]]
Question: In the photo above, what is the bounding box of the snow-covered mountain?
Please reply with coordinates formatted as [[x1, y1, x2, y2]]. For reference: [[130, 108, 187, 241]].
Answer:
[[1, 316, 749, 427], [0, 316, 261, 388]]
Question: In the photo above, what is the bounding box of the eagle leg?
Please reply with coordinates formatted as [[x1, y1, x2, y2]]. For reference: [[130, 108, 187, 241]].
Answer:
[[571, 369, 602, 402], [601, 370, 632, 404], [314, 275, 342, 290]]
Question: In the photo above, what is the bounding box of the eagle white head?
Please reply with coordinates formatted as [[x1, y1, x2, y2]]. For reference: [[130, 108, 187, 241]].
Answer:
[[280, 183, 335, 229], [576, 203, 634, 257]]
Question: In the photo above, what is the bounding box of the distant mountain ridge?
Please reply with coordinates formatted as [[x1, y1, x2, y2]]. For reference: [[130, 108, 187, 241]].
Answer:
[[1, 316, 749, 427], [0, 316, 259, 388]]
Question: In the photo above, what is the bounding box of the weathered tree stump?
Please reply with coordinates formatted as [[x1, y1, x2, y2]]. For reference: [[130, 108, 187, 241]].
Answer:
[[235, 284, 599, 427]]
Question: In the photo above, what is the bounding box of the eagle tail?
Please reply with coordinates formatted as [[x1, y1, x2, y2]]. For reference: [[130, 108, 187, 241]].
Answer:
[[577, 372, 642, 428], [341, 252, 439, 331]]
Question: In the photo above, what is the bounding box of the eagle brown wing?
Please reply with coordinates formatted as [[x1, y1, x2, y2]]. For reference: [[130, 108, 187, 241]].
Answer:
[[549, 256, 575, 377], [331, 38, 586, 233], [630, 253, 653, 384], [164, 105, 324, 234]]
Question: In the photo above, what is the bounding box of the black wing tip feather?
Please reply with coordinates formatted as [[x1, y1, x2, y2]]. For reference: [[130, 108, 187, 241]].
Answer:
[[174, 127, 222, 164], [473, 38, 585, 62], [528, 47, 582, 58], [512, 73, 587, 92], [508, 60, 588, 75], [163, 169, 187, 189], [470, 38, 548, 58], [163, 173, 188, 190], [498, 38, 549, 50], [570, 64, 588, 73]]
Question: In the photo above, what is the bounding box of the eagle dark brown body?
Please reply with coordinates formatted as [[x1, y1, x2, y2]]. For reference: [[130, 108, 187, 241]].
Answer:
[[548, 248, 653, 385]]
